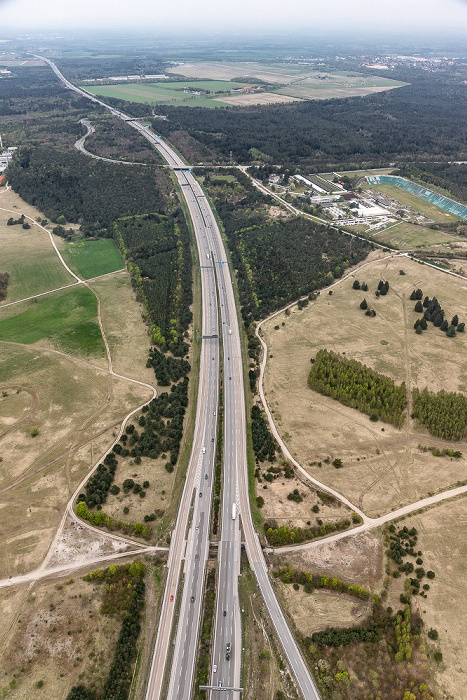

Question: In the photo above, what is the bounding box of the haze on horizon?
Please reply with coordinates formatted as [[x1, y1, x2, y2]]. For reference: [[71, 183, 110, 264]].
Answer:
[[1, 0, 467, 37]]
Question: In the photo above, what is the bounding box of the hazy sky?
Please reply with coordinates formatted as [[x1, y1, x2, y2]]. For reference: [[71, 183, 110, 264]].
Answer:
[[1, 0, 467, 34]]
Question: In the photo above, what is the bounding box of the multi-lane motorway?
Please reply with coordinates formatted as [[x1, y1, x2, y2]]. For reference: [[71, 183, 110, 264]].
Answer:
[[38, 56, 320, 700]]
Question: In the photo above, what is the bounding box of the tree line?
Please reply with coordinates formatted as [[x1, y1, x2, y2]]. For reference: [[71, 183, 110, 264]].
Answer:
[[251, 405, 277, 462], [115, 212, 193, 357], [308, 349, 407, 427]]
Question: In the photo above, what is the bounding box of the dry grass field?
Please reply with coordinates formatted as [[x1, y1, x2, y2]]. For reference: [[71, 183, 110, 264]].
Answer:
[[262, 255, 467, 517], [0, 343, 152, 578]]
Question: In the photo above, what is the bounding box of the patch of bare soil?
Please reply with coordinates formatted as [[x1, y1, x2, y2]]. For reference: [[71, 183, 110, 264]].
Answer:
[[45, 514, 136, 570]]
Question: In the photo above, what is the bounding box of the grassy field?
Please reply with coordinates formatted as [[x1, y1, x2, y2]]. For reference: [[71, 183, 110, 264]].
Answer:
[[370, 221, 462, 249], [319, 168, 395, 182], [277, 74, 406, 100], [0, 190, 75, 304], [0, 286, 105, 356], [262, 255, 467, 518], [84, 80, 247, 108], [58, 238, 124, 279], [365, 182, 461, 223]]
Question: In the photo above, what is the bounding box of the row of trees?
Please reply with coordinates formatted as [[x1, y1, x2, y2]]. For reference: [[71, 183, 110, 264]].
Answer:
[[67, 562, 146, 700], [76, 501, 150, 539], [412, 387, 467, 440], [264, 518, 351, 546], [146, 347, 190, 385], [251, 405, 276, 462], [273, 565, 370, 599], [308, 349, 407, 427]]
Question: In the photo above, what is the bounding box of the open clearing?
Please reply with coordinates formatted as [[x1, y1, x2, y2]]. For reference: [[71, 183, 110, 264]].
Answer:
[[257, 468, 353, 530], [262, 255, 467, 517], [89, 272, 155, 383], [365, 182, 461, 223], [58, 238, 124, 279], [0, 189, 75, 304], [388, 499, 467, 700], [0, 286, 105, 358]]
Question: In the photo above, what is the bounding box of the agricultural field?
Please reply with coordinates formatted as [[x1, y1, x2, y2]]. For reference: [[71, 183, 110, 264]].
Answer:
[[261, 255, 467, 518], [0, 286, 105, 358], [168, 61, 406, 100], [84, 79, 248, 108], [364, 182, 461, 224], [58, 237, 125, 280], [0, 189, 75, 304]]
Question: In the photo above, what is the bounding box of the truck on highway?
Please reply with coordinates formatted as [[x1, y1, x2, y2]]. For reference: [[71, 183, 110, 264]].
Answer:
[[226, 643, 231, 661], [232, 503, 236, 520]]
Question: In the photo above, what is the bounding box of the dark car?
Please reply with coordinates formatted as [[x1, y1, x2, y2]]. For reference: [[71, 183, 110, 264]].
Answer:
[[191, 596, 195, 603]]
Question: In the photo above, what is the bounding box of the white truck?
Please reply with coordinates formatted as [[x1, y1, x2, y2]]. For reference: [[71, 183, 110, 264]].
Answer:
[[232, 502, 237, 520]]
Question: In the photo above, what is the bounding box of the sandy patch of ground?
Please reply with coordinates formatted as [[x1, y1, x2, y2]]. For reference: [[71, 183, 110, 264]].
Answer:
[[46, 514, 136, 569], [215, 92, 301, 106], [89, 272, 156, 386], [262, 256, 467, 517]]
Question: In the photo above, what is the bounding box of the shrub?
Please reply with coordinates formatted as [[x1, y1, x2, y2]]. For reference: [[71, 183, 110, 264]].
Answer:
[[427, 629, 439, 640]]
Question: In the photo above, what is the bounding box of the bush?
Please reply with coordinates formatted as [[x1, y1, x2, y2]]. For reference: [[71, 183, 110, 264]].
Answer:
[[256, 496, 265, 508], [434, 651, 443, 662], [332, 458, 343, 468], [428, 628, 439, 640]]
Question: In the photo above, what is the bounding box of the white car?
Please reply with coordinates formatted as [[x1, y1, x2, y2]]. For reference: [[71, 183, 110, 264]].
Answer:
[[213, 665, 217, 673]]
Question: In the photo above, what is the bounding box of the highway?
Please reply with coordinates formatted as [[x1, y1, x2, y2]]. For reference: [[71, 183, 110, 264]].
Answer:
[[38, 56, 320, 700]]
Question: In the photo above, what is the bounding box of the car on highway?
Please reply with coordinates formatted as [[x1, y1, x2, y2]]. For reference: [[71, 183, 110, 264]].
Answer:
[[195, 524, 199, 530], [170, 595, 174, 602], [191, 596, 195, 603], [213, 665, 217, 673], [205, 473, 208, 480], [223, 610, 226, 617], [226, 643, 231, 660], [202, 447, 206, 454]]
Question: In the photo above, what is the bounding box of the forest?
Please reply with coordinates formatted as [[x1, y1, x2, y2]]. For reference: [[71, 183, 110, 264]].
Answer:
[[412, 387, 467, 441], [6, 147, 172, 236], [308, 349, 407, 427], [198, 169, 370, 325], [114, 212, 193, 356], [153, 72, 467, 167]]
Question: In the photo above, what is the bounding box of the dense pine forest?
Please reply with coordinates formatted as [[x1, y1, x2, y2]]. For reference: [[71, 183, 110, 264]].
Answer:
[[308, 349, 407, 427], [412, 387, 467, 441], [198, 169, 370, 325]]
